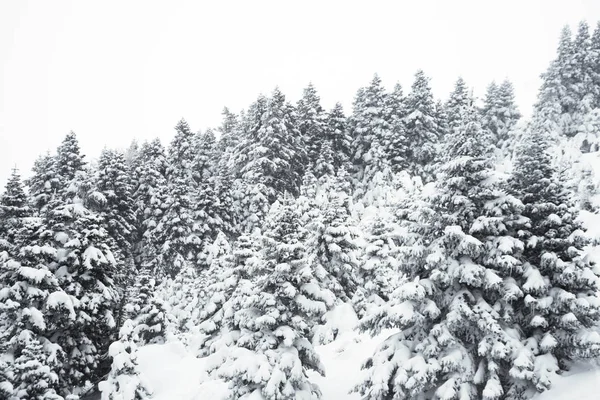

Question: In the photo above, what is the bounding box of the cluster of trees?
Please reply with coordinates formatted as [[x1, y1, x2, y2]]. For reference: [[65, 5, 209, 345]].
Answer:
[[1, 20, 600, 400]]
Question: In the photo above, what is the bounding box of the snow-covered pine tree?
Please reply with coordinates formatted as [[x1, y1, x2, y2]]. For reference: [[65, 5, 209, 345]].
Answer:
[[197, 231, 236, 355], [194, 180, 225, 269], [310, 172, 361, 306], [99, 320, 152, 400], [55, 132, 87, 197], [0, 356, 13, 399], [214, 108, 241, 237], [508, 118, 600, 395], [155, 119, 202, 278], [217, 196, 329, 399], [193, 128, 218, 185], [42, 133, 121, 389], [93, 149, 137, 254], [297, 83, 327, 172], [313, 140, 335, 182], [354, 215, 400, 317], [325, 102, 352, 173], [131, 139, 168, 274], [404, 70, 439, 181], [0, 168, 30, 252], [241, 87, 306, 202], [482, 80, 522, 152], [349, 74, 391, 181], [11, 334, 63, 400], [26, 153, 59, 214], [131, 269, 167, 346], [445, 77, 472, 134], [355, 104, 530, 400], [591, 21, 600, 109], [385, 82, 410, 174]]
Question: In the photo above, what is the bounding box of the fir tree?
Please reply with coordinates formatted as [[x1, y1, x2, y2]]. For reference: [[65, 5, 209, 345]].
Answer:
[[92, 149, 137, 261], [99, 320, 152, 400], [241, 88, 306, 201], [0, 168, 30, 251], [355, 106, 531, 399], [404, 70, 439, 181], [217, 197, 328, 399], [350, 74, 391, 180], [193, 128, 218, 185], [325, 102, 352, 172], [385, 83, 410, 174], [508, 121, 600, 395], [297, 83, 327, 171], [131, 139, 168, 273], [26, 153, 58, 213], [12, 334, 63, 400]]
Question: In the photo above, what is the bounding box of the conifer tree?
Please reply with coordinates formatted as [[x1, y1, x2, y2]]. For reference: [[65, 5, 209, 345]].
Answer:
[[354, 216, 400, 316], [55, 131, 86, 194], [241, 88, 306, 201], [482, 80, 521, 151], [350, 74, 391, 180], [217, 197, 328, 399], [355, 106, 531, 400], [310, 174, 361, 304], [0, 168, 30, 251], [507, 121, 600, 395], [404, 70, 439, 180], [26, 153, 58, 213], [385, 83, 410, 174], [93, 149, 137, 261], [193, 128, 218, 185], [99, 320, 152, 400], [297, 83, 327, 171], [11, 335, 63, 400], [325, 102, 352, 173], [131, 139, 168, 272]]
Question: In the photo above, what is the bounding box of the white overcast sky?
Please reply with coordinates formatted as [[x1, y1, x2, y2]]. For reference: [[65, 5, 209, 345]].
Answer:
[[1, 0, 599, 188]]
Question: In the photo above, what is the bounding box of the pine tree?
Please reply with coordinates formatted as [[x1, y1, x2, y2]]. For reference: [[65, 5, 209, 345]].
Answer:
[[55, 131, 86, 195], [404, 70, 439, 181], [350, 74, 391, 180], [325, 102, 352, 172], [355, 106, 532, 399], [482, 80, 521, 151], [131, 139, 168, 273], [0, 357, 13, 399], [354, 216, 400, 317], [297, 83, 327, 171], [12, 335, 63, 400], [508, 120, 600, 395], [167, 118, 196, 182], [217, 197, 328, 399], [241, 88, 306, 201], [591, 21, 600, 109], [445, 77, 472, 133], [193, 128, 218, 185], [310, 174, 361, 304], [197, 231, 237, 355], [153, 174, 200, 278], [26, 153, 59, 213], [99, 320, 152, 400], [132, 270, 167, 346], [155, 119, 203, 278], [386, 83, 410, 174], [92, 149, 137, 261], [0, 168, 30, 251]]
